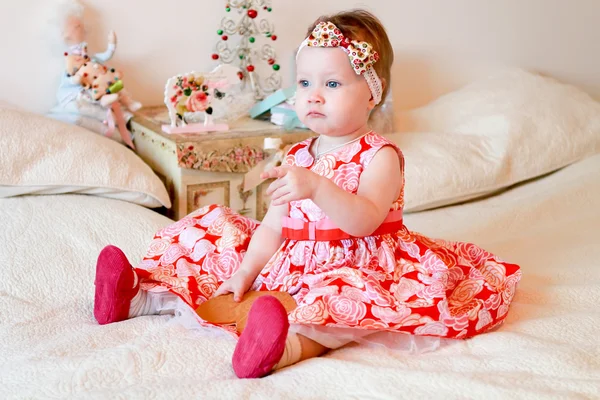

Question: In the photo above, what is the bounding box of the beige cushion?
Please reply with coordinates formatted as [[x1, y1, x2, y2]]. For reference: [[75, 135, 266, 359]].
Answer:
[[388, 69, 600, 212], [0, 106, 171, 208]]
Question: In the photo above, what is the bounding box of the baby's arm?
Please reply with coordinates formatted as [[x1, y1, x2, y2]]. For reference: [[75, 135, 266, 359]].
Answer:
[[312, 146, 401, 236], [212, 202, 287, 300], [239, 202, 287, 277]]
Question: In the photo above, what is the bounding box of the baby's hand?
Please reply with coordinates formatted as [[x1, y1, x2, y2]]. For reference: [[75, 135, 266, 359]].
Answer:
[[261, 166, 322, 206], [212, 269, 255, 302]]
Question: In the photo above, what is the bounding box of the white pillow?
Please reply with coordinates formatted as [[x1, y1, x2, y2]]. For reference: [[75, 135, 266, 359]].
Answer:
[[388, 68, 600, 212], [0, 106, 171, 208]]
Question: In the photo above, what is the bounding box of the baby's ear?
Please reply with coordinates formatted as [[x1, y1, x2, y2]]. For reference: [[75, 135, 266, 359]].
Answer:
[[367, 95, 376, 111], [380, 77, 387, 94]]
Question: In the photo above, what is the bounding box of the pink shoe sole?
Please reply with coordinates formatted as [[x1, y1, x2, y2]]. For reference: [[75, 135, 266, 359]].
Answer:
[[232, 295, 290, 379], [93, 245, 138, 325]]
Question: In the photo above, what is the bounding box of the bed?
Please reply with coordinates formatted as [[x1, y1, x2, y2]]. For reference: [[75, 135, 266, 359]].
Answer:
[[1, 69, 599, 399]]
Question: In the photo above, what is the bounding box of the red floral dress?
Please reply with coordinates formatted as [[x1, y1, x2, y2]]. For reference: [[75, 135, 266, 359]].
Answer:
[[135, 132, 521, 340]]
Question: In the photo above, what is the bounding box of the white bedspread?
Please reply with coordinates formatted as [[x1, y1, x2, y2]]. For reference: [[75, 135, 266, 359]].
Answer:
[[1, 155, 600, 399]]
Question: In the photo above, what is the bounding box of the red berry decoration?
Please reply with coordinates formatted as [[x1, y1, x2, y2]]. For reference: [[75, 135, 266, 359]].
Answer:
[[211, 53, 219, 60], [268, 58, 275, 65], [271, 35, 277, 41], [246, 65, 255, 72], [222, 35, 228, 41], [237, 71, 244, 80], [247, 9, 258, 18]]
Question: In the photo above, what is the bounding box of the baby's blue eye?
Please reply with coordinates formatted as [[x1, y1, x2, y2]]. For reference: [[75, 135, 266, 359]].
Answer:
[[298, 80, 309, 87], [326, 81, 340, 88]]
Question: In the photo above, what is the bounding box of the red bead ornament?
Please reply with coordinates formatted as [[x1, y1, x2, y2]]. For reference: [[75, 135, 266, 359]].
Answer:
[[247, 9, 258, 18], [211, 53, 219, 60], [271, 35, 277, 41], [268, 59, 275, 65], [246, 65, 255, 72], [237, 71, 244, 80], [222, 35, 228, 41]]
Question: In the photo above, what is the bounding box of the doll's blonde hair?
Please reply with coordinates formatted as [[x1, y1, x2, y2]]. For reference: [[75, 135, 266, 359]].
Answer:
[[305, 9, 394, 108]]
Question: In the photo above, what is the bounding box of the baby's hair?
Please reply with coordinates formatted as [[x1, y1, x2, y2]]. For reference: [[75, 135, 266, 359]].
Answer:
[[305, 9, 394, 106]]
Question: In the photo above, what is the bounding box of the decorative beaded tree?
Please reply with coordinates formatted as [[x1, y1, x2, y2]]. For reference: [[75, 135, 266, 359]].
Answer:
[[211, 0, 282, 100]]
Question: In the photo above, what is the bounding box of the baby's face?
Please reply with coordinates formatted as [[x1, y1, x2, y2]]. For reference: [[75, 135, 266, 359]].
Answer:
[[295, 46, 374, 137]]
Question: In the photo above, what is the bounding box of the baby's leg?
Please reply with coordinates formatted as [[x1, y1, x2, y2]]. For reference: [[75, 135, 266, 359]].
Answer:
[[95, 245, 181, 324], [128, 289, 179, 318], [273, 333, 329, 370], [231, 295, 332, 378], [297, 334, 330, 359], [94, 245, 139, 324]]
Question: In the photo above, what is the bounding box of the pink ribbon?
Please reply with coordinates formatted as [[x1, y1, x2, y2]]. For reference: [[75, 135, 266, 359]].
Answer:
[[281, 210, 404, 241]]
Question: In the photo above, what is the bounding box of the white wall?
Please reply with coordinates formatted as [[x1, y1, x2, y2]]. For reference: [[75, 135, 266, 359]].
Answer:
[[1, 0, 598, 115]]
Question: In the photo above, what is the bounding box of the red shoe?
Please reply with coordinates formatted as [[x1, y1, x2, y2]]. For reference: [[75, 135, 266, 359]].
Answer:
[[93, 245, 139, 325], [232, 295, 289, 378]]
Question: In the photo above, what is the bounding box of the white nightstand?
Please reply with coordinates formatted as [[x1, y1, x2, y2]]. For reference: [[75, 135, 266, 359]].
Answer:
[[130, 106, 314, 220]]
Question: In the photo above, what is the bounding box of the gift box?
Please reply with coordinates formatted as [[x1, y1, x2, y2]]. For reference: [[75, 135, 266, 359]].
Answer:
[[249, 86, 297, 118], [270, 103, 306, 130]]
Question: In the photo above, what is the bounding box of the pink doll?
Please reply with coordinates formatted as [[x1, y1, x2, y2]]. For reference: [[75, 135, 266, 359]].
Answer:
[[93, 9, 522, 379], [64, 52, 90, 78], [71, 61, 107, 89], [87, 67, 141, 112], [47, 0, 139, 149]]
